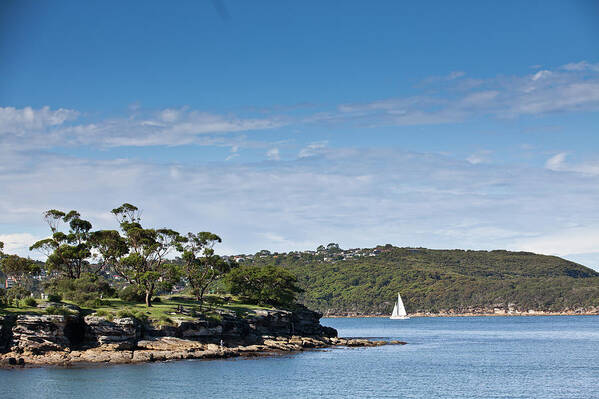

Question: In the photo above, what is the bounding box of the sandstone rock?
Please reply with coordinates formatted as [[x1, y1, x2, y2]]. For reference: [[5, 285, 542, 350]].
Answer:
[[177, 320, 223, 338], [12, 314, 84, 353], [247, 309, 293, 336], [84, 316, 141, 346], [136, 337, 205, 351]]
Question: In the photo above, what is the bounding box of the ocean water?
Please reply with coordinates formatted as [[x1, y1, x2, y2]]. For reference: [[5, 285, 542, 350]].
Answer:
[[1, 316, 598, 398]]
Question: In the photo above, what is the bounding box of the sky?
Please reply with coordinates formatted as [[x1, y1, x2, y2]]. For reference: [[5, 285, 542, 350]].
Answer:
[[1, 0, 599, 269]]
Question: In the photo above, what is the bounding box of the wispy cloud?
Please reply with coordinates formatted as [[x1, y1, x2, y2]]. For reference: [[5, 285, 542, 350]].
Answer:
[[0, 106, 286, 150], [420, 70, 466, 85], [326, 61, 599, 127], [2, 62, 598, 152], [0, 106, 78, 135], [466, 150, 492, 165], [545, 152, 599, 175], [298, 141, 328, 158]]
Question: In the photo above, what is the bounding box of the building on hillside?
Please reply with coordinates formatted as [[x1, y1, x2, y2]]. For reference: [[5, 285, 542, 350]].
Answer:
[[5, 277, 17, 289]]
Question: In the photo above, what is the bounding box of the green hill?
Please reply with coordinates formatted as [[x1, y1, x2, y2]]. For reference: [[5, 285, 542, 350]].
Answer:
[[238, 246, 599, 315]]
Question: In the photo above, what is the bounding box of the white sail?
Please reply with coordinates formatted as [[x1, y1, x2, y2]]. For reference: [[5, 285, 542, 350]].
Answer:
[[390, 292, 409, 319]]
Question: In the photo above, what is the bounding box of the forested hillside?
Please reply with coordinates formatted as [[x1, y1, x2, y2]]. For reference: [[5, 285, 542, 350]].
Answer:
[[237, 245, 599, 315]]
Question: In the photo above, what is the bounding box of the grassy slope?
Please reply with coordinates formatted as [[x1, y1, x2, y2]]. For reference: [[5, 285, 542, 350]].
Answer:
[[0, 295, 270, 322], [249, 247, 599, 314]]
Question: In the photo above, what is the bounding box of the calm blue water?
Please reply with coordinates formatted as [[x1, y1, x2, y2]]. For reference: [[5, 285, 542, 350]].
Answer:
[[2, 316, 599, 398]]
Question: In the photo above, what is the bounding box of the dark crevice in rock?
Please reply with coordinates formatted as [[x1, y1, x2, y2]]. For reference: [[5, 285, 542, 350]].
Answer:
[[64, 317, 86, 347]]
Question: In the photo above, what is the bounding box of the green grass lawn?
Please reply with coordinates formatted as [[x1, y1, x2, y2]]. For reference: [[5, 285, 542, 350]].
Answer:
[[0, 294, 271, 323]]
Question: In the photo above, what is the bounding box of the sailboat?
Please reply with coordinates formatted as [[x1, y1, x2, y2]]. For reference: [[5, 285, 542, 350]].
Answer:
[[390, 292, 409, 320]]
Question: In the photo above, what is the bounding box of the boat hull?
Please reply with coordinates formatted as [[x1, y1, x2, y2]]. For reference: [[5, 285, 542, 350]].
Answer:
[[389, 316, 410, 320]]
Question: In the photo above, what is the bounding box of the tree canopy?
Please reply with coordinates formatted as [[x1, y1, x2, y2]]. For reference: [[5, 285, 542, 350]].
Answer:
[[30, 209, 93, 279], [178, 232, 231, 305], [91, 203, 184, 306], [225, 265, 303, 308]]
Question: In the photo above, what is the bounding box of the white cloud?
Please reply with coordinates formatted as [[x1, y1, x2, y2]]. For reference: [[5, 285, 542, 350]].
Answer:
[[0, 233, 40, 257], [298, 141, 328, 158], [514, 227, 599, 260], [545, 152, 568, 171], [1, 106, 285, 150], [3, 62, 599, 151], [328, 62, 599, 127], [266, 148, 280, 160], [532, 70, 552, 81], [0, 106, 78, 135], [561, 61, 599, 72], [2, 147, 599, 271], [545, 153, 599, 175]]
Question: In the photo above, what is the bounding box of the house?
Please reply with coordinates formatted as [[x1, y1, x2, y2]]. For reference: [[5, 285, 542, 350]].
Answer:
[[5, 277, 17, 289]]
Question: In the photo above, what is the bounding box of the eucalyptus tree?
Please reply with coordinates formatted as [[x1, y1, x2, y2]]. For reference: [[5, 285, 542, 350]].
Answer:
[[225, 265, 303, 308], [178, 232, 231, 306], [0, 241, 41, 285], [29, 210, 93, 279], [92, 203, 183, 306], [0, 255, 41, 285]]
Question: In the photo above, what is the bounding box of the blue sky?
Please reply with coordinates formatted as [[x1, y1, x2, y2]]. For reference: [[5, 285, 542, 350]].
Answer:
[[1, 0, 599, 269]]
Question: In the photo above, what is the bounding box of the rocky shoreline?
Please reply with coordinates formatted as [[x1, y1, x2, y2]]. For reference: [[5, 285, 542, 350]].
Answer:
[[0, 305, 405, 369]]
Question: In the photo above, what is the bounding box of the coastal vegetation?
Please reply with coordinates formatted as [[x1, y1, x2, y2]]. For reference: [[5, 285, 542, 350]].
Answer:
[[0, 204, 303, 321], [244, 245, 599, 314], [3, 206, 599, 318]]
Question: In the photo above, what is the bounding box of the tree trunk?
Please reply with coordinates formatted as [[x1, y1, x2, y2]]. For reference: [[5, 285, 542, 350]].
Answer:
[[145, 290, 152, 307]]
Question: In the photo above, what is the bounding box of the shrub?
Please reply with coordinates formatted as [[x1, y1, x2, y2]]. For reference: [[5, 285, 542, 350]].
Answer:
[[116, 308, 136, 319], [22, 297, 37, 307], [157, 315, 174, 325], [133, 311, 149, 323], [44, 274, 115, 306], [47, 293, 62, 302], [118, 285, 145, 303], [95, 309, 110, 317], [83, 298, 104, 308], [6, 286, 31, 303], [94, 309, 114, 321]]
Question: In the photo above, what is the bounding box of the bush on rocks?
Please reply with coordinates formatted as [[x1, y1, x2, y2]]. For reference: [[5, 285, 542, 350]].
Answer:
[[21, 297, 37, 307], [47, 293, 62, 302]]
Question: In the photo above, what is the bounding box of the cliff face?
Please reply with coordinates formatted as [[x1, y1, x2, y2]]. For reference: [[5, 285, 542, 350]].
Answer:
[[0, 305, 337, 357]]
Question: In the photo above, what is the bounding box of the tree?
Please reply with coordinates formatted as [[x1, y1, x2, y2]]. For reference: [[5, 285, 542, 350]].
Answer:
[[326, 243, 341, 252], [0, 242, 40, 299], [178, 232, 231, 306], [93, 203, 183, 306], [225, 265, 303, 308], [0, 253, 41, 287], [29, 209, 93, 279]]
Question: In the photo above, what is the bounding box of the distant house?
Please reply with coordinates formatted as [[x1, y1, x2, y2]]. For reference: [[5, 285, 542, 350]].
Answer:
[[5, 277, 17, 289]]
